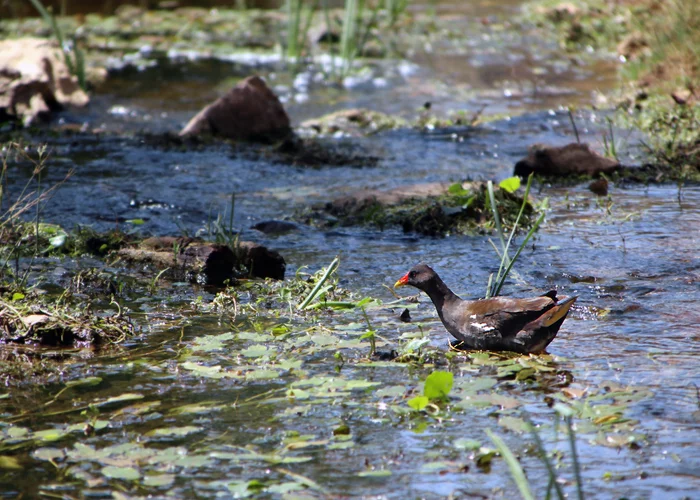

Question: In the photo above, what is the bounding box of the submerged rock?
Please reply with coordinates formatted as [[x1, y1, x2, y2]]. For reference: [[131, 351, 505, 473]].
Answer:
[[118, 236, 285, 284], [252, 220, 299, 235], [0, 38, 89, 126], [179, 75, 291, 142], [306, 181, 532, 237], [514, 143, 620, 178]]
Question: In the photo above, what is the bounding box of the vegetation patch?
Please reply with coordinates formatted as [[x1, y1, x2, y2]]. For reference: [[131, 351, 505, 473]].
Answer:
[[300, 179, 537, 237], [0, 290, 134, 348], [524, 0, 700, 175]]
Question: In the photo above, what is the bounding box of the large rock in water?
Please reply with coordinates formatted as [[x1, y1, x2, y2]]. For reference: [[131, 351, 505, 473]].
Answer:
[[514, 143, 620, 178], [118, 236, 286, 284], [0, 38, 89, 125], [180, 76, 291, 141]]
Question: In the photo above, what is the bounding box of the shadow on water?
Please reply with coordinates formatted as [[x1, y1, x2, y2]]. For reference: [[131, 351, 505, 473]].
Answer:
[[1, 0, 699, 498]]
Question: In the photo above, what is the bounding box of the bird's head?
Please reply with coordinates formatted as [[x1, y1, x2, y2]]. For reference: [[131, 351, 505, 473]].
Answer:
[[394, 263, 437, 291]]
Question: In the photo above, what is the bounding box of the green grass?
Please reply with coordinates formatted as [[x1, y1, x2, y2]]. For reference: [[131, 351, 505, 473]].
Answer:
[[27, 0, 86, 91], [485, 174, 546, 298]]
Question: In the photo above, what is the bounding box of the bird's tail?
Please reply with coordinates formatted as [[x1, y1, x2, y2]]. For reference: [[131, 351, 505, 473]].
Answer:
[[543, 296, 577, 327]]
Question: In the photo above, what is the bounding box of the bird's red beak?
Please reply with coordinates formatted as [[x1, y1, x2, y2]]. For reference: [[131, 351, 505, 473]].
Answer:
[[394, 273, 409, 288]]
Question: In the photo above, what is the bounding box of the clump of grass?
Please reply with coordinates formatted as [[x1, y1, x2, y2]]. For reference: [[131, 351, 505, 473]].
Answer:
[[487, 407, 584, 500], [0, 142, 73, 283], [285, 0, 319, 61], [0, 291, 134, 348], [27, 0, 86, 90], [485, 174, 546, 298], [284, 0, 411, 78]]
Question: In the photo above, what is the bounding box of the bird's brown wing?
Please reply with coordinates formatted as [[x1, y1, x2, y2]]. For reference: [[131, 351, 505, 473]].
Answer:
[[465, 296, 557, 340]]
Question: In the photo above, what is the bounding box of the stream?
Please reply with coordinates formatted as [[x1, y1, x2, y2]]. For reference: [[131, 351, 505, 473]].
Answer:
[[1, 0, 699, 498]]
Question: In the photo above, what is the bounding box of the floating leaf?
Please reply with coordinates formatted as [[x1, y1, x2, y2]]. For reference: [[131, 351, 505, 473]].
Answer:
[[241, 345, 276, 358], [424, 371, 454, 400], [407, 396, 429, 411], [246, 369, 280, 380], [358, 469, 392, 477], [66, 376, 103, 388], [454, 438, 481, 451], [32, 448, 65, 461], [146, 426, 202, 438], [498, 416, 529, 433], [97, 393, 144, 408], [143, 474, 175, 487], [33, 429, 66, 442], [102, 465, 140, 480]]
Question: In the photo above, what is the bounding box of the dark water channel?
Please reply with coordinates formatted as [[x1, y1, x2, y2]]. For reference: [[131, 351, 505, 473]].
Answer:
[[2, 0, 700, 499]]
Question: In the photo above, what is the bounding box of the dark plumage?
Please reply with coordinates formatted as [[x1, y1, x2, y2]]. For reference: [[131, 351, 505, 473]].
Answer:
[[394, 263, 576, 353]]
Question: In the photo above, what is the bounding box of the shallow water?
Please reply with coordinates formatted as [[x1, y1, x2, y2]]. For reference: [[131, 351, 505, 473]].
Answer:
[[1, 0, 699, 498]]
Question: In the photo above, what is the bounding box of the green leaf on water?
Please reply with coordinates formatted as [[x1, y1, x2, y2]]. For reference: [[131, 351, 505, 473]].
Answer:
[[97, 393, 144, 408], [454, 438, 481, 451], [7, 426, 29, 438], [32, 448, 65, 461], [66, 376, 102, 388], [181, 362, 224, 378], [498, 416, 529, 433], [146, 426, 202, 438], [33, 429, 66, 442], [358, 469, 392, 477], [499, 176, 521, 193], [246, 369, 280, 380], [424, 371, 454, 400], [241, 345, 276, 358], [407, 395, 429, 411], [102, 465, 140, 480], [126, 219, 145, 225], [143, 474, 175, 487]]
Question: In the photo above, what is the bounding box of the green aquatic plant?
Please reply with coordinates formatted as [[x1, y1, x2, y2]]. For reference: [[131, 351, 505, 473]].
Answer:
[[488, 407, 584, 500], [407, 370, 454, 412], [298, 256, 340, 309], [27, 0, 86, 90], [285, 0, 318, 60], [485, 173, 546, 298]]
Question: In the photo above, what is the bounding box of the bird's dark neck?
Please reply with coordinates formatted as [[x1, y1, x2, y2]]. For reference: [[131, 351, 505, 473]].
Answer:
[[423, 276, 461, 312]]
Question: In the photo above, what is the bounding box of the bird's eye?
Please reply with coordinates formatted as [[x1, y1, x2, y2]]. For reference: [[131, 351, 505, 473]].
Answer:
[[408, 271, 416, 278]]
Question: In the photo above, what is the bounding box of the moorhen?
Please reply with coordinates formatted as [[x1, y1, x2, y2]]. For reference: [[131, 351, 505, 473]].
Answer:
[[394, 264, 576, 353]]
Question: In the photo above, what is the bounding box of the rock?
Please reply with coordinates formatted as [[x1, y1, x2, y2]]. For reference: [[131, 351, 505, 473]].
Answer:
[[588, 178, 609, 196], [179, 75, 291, 142], [252, 220, 299, 235], [0, 38, 89, 126], [118, 236, 285, 284], [671, 88, 694, 106], [236, 241, 286, 280], [514, 143, 620, 178], [617, 33, 650, 61], [327, 183, 453, 217]]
